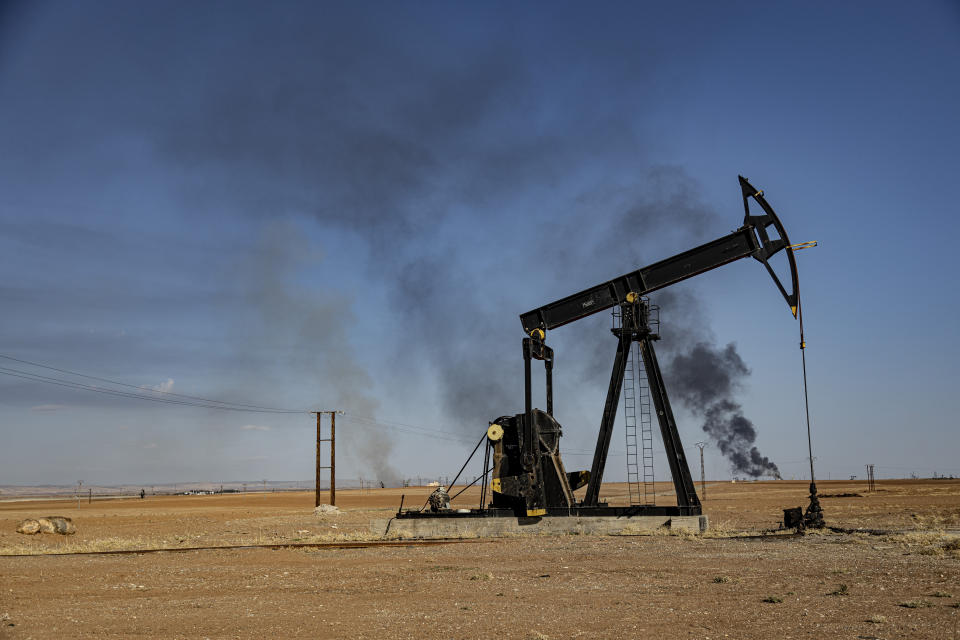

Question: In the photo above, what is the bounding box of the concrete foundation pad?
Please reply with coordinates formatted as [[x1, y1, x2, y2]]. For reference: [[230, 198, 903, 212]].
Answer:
[[370, 514, 708, 538]]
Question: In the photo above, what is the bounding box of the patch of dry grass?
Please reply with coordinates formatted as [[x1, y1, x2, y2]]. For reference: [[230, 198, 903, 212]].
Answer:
[[0, 528, 401, 556], [880, 531, 960, 557], [910, 513, 950, 530], [296, 530, 387, 543], [0, 536, 157, 555], [699, 519, 756, 539]]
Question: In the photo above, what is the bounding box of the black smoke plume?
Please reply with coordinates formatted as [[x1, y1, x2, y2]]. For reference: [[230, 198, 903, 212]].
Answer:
[[667, 342, 780, 478]]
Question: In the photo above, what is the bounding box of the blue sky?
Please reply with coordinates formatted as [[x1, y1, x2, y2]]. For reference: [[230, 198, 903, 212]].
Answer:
[[1, 1, 957, 487]]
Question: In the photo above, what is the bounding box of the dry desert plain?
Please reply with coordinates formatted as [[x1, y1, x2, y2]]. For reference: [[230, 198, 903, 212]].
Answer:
[[1, 479, 958, 639]]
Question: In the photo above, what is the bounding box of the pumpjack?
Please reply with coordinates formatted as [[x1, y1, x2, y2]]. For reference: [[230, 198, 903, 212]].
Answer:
[[398, 176, 801, 523]]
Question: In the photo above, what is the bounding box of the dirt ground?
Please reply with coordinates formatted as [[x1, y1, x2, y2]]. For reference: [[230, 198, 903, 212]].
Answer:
[[1, 479, 958, 638]]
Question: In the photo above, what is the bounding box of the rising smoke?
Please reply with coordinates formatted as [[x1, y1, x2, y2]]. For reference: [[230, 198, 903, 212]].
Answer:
[[145, 7, 714, 443], [0, 2, 782, 483], [666, 342, 780, 478], [235, 224, 403, 484]]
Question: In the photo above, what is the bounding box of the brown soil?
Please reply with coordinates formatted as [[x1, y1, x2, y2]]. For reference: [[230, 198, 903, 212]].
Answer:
[[1, 479, 958, 638]]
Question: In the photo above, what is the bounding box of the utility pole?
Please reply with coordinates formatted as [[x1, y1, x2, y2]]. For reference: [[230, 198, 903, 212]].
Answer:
[[314, 411, 340, 507], [866, 464, 876, 493], [77, 480, 82, 509], [331, 411, 336, 505], [695, 442, 707, 501], [315, 411, 322, 506]]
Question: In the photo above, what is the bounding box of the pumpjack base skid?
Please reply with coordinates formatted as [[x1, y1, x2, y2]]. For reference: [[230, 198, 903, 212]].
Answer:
[[395, 504, 701, 520]]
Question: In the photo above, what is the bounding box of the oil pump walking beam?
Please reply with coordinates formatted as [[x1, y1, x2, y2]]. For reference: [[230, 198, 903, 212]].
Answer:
[[520, 176, 799, 336], [520, 227, 759, 335]]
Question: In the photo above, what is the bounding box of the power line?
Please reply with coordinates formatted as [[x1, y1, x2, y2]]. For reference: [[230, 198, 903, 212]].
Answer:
[[0, 354, 497, 441], [1, 353, 695, 451], [341, 413, 478, 445], [0, 367, 501, 445], [0, 353, 306, 412], [0, 364, 309, 414], [0, 366, 306, 413]]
